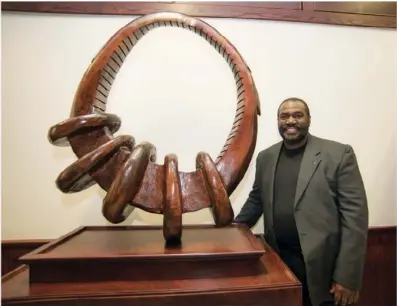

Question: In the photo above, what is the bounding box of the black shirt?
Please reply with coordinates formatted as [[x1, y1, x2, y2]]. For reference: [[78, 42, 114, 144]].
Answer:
[[273, 143, 306, 252]]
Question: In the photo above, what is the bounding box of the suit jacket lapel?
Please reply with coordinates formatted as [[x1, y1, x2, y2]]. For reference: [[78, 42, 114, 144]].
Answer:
[[294, 135, 322, 208]]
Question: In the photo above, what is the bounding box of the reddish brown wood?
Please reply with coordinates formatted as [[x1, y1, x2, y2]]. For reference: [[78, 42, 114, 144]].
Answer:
[[163, 154, 182, 242], [302, 1, 315, 11], [1, 1, 395, 28], [193, 2, 302, 10], [1, 226, 301, 306], [45, 12, 261, 243], [3, 226, 396, 305], [357, 226, 396, 306], [102, 142, 156, 224], [196, 152, 234, 226], [19, 225, 265, 262], [47, 113, 121, 146], [2, 263, 301, 305], [1, 240, 49, 277], [56, 135, 135, 193], [314, 1, 396, 17], [0, 1, 303, 16]]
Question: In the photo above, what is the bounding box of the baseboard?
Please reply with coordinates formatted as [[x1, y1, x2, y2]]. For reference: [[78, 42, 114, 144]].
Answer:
[[2, 226, 396, 306]]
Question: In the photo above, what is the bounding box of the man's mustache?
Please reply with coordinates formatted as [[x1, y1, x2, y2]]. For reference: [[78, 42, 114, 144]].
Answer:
[[282, 125, 300, 130]]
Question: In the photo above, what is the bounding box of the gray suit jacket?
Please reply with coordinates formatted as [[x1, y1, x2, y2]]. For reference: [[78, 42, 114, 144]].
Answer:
[[235, 134, 369, 306]]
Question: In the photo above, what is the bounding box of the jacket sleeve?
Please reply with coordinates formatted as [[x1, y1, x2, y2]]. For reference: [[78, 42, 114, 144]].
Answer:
[[234, 153, 263, 228], [333, 145, 369, 290]]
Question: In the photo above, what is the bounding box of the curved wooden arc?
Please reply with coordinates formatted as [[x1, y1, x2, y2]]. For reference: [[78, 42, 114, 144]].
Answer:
[[196, 152, 234, 227], [102, 142, 156, 224], [56, 135, 135, 193], [48, 113, 121, 146], [48, 12, 260, 242]]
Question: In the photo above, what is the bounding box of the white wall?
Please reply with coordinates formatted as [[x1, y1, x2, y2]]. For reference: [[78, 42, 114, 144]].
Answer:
[[2, 12, 396, 239]]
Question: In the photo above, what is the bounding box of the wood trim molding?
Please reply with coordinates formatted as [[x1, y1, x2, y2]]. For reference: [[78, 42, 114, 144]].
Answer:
[[1, 1, 396, 29]]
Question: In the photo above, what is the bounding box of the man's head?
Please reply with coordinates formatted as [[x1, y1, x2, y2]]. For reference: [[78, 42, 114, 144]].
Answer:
[[277, 97, 311, 148]]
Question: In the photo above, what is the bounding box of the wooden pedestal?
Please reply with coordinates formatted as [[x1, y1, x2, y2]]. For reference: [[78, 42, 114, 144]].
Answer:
[[2, 224, 301, 306]]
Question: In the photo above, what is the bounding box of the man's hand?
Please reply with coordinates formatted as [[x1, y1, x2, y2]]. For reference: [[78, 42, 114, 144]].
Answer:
[[330, 282, 359, 305]]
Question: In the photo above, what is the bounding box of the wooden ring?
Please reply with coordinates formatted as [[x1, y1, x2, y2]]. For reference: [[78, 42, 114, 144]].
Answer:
[[48, 12, 261, 242]]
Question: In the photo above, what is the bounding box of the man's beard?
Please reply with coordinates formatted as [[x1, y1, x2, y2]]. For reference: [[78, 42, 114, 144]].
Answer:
[[278, 125, 308, 145]]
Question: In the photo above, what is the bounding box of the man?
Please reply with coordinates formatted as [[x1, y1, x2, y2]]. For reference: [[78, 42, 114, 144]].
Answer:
[[234, 97, 368, 306]]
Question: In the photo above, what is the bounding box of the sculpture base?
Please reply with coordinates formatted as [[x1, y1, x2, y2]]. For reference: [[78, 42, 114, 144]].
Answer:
[[2, 225, 302, 306], [19, 224, 266, 283]]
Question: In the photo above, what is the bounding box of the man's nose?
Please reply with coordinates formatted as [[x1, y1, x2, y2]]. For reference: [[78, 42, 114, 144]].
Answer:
[[286, 116, 297, 124]]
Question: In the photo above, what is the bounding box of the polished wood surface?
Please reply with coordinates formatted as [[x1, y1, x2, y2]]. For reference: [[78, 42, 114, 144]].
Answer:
[[2, 1, 395, 28], [20, 225, 265, 261], [313, 1, 396, 16], [3, 226, 396, 306], [2, 258, 301, 305], [45, 12, 261, 243], [359, 226, 396, 306], [163, 154, 183, 241], [2, 226, 301, 306], [19, 225, 266, 283], [1, 240, 49, 277]]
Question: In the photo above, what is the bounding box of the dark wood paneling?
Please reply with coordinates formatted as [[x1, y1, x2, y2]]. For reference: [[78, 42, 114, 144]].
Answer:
[[0, 1, 304, 16], [1, 239, 49, 276], [2, 226, 396, 306], [1, 1, 395, 28], [358, 226, 396, 306], [314, 2, 396, 17], [257, 226, 397, 306], [200, 2, 303, 10]]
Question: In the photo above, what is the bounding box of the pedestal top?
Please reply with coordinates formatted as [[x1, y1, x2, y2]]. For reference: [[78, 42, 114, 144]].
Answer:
[[19, 224, 266, 263]]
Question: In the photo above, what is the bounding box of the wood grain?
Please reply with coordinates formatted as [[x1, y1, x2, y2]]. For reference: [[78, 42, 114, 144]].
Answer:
[[1, 240, 49, 277], [19, 225, 265, 261], [1, 1, 395, 28], [358, 226, 396, 306], [2, 226, 395, 306], [314, 1, 396, 17], [1, 260, 301, 306], [163, 154, 183, 242], [44, 12, 261, 244], [1, 225, 300, 306]]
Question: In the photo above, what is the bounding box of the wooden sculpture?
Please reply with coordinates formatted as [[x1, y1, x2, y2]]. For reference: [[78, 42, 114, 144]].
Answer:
[[48, 12, 261, 244]]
